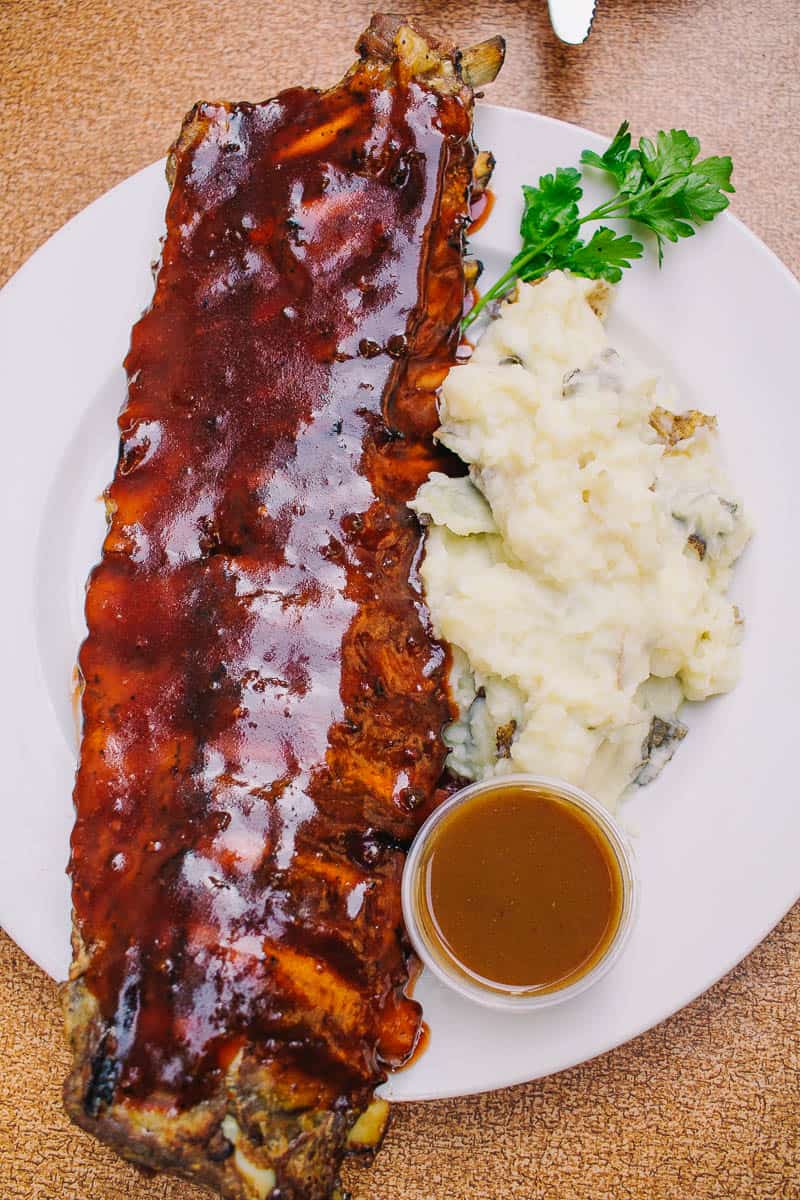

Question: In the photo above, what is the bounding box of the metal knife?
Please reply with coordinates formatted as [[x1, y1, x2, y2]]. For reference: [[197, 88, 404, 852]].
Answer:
[[546, 0, 597, 45]]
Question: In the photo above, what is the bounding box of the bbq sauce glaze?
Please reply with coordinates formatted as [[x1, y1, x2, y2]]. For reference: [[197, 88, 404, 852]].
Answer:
[[69, 60, 476, 1115]]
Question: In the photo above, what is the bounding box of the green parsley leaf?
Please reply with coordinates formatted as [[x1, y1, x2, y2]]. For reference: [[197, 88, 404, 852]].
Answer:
[[580, 121, 632, 185], [580, 122, 643, 195], [693, 155, 734, 191], [519, 167, 582, 243], [639, 129, 701, 184], [629, 190, 695, 242], [512, 234, 582, 282], [682, 157, 735, 221], [563, 228, 644, 283]]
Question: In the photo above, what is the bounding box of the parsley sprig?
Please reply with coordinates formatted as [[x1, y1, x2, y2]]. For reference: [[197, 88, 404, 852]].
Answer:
[[462, 122, 734, 330]]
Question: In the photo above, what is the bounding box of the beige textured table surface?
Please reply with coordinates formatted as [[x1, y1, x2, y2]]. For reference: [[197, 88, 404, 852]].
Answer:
[[1, 2, 798, 1197]]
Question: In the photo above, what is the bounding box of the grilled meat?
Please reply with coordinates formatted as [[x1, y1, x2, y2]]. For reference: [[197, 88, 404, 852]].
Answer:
[[64, 14, 503, 1199]]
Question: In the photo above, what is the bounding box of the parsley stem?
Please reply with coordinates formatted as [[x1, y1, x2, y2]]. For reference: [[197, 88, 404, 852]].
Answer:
[[462, 224, 567, 330], [581, 173, 685, 224], [461, 263, 518, 330], [578, 194, 626, 223]]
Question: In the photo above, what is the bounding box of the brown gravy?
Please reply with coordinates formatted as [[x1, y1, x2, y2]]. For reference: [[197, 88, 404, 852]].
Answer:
[[417, 784, 623, 992]]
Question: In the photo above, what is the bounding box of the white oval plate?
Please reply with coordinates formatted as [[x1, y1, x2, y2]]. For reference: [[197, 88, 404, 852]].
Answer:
[[0, 106, 797, 1102]]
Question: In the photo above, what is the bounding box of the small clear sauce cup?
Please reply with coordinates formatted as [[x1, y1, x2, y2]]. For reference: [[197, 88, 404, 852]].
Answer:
[[402, 774, 639, 1011]]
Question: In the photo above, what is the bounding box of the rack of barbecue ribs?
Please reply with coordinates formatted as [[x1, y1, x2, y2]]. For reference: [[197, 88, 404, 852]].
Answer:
[[63, 15, 503, 1200]]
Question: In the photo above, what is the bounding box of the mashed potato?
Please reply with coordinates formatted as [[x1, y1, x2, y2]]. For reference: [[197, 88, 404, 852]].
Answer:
[[411, 271, 751, 808]]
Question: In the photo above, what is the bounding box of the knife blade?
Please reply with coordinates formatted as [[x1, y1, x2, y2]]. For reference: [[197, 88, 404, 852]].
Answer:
[[546, 0, 597, 45]]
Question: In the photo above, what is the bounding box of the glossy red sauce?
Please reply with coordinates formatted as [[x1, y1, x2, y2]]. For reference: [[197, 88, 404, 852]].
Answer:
[[70, 64, 475, 1115], [70, 666, 83, 747], [394, 1020, 430, 1070], [467, 187, 494, 234]]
